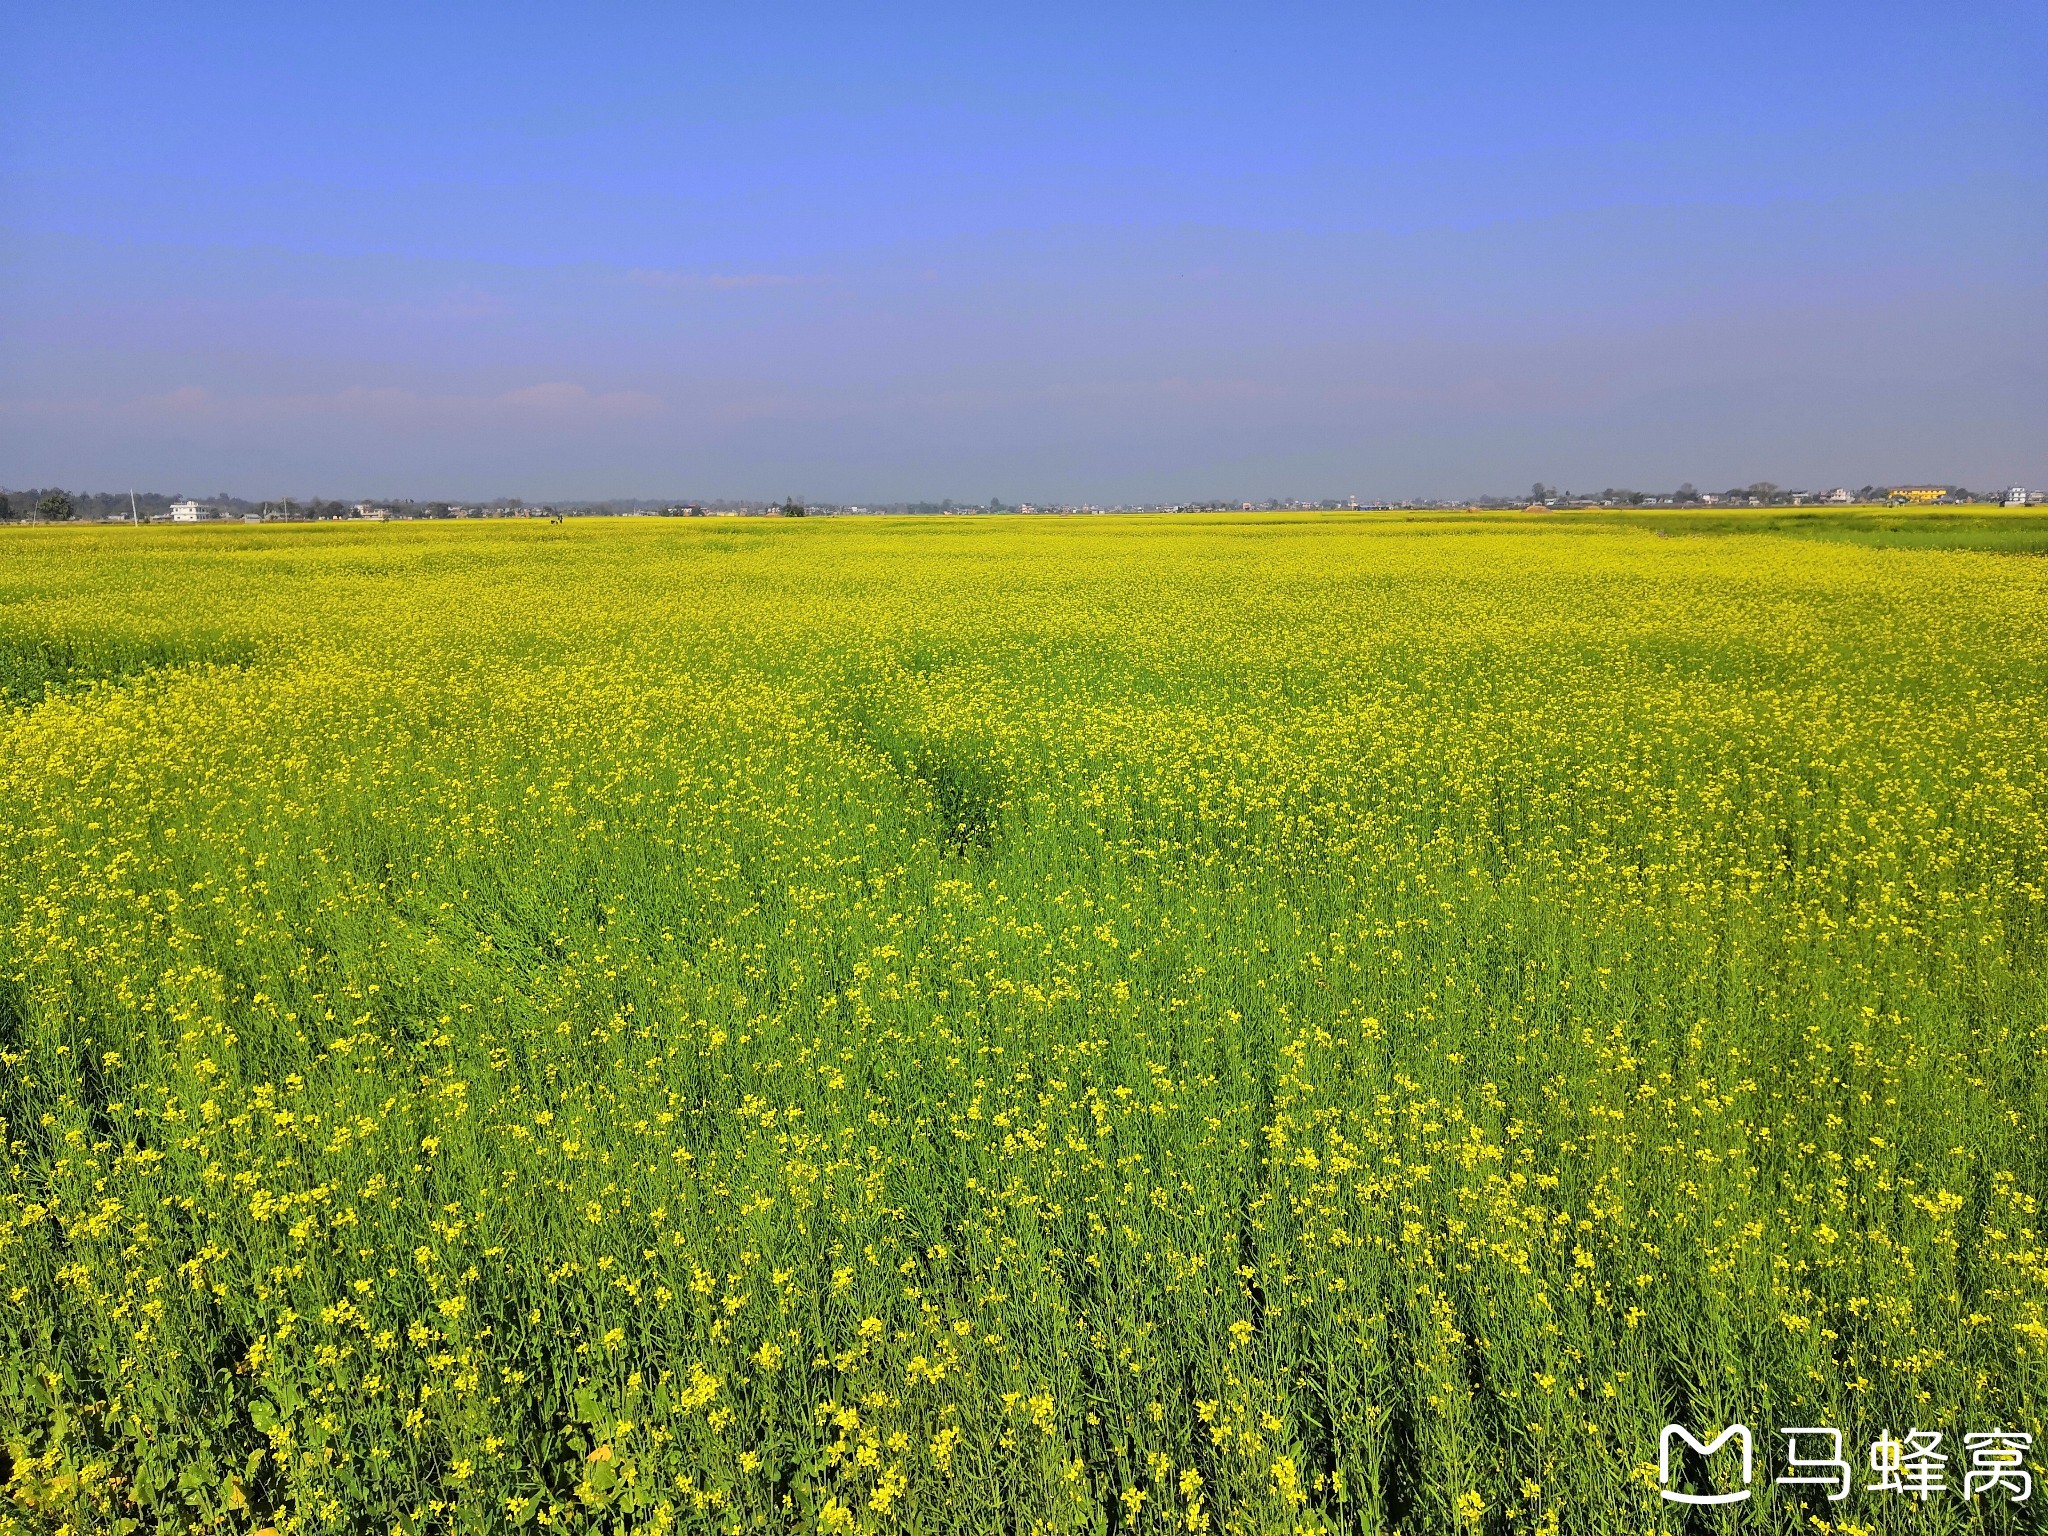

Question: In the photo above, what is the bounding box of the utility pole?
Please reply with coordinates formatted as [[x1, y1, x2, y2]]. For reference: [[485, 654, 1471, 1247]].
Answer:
[[130, 489, 139, 524]]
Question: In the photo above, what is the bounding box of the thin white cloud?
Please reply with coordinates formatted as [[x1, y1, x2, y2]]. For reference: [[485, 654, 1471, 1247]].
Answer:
[[5, 381, 666, 427], [475, 381, 662, 418], [371, 285, 510, 322], [626, 268, 806, 291]]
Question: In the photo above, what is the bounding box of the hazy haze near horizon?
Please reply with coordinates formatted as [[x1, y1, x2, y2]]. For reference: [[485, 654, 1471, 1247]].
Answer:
[[2, 1, 2043, 504]]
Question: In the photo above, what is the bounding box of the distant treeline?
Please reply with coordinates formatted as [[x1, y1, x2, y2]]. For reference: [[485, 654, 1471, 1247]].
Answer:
[[1507, 481, 2005, 507], [0, 488, 351, 521], [2, 483, 2020, 522], [0, 488, 179, 521], [0, 489, 734, 522]]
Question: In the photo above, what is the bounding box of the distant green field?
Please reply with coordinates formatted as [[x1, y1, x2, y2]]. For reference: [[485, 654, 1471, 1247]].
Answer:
[[1783, 520, 2048, 555], [3, 515, 2044, 1533], [1564, 504, 2048, 554]]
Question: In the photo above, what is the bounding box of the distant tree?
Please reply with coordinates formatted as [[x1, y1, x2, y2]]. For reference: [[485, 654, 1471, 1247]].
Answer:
[[1747, 482, 1779, 502], [1676, 482, 1698, 502], [37, 490, 74, 521], [781, 498, 806, 518], [0, 492, 15, 520]]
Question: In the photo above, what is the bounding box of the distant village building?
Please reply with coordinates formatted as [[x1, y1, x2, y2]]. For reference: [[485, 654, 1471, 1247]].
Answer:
[[354, 504, 388, 520], [2007, 486, 2028, 507], [170, 500, 205, 522], [1825, 487, 1854, 503]]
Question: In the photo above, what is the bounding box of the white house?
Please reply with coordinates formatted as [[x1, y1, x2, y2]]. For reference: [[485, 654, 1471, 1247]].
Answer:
[[354, 503, 388, 520], [1825, 488, 1854, 504], [2007, 486, 2028, 507], [170, 500, 205, 522]]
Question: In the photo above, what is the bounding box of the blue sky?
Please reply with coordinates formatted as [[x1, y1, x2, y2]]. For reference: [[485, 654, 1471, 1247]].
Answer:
[[2, 2, 2043, 502]]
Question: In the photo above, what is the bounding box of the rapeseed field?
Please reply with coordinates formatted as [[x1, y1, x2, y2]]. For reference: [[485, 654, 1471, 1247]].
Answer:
[[2, 514, 2043, 1534]]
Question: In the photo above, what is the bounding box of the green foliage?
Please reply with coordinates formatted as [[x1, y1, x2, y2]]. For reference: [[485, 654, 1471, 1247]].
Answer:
[[0, 515, 2043, 1533], [0, 626, 258, 708]]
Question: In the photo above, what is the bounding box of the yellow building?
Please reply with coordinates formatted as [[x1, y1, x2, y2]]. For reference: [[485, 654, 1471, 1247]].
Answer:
[[1888, 486, 1947, 504]]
